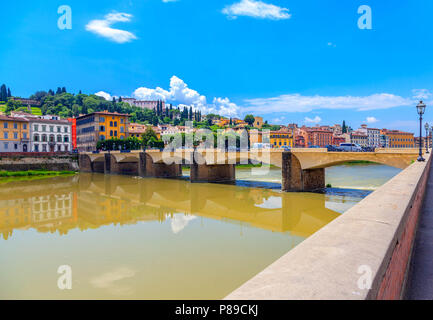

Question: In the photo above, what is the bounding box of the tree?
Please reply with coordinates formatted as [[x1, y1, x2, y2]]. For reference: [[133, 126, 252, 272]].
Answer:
[[0, 84, 7, 102], [56, 87, 62, 95], [142, 126, 158, 147], [61, 87, 67, 93], [244, 114, 255, 126], [7, 88, 11, 98], [342, 120, 347, 134]]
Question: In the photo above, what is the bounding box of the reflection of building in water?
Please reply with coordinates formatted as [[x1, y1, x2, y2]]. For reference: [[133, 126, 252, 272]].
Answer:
[[1, 174, 342, 240], [0, 192, 75, 240], [32, 194, 73, 224]]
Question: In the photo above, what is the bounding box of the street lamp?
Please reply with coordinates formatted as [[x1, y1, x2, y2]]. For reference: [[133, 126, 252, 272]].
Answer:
[[425, 122, 430, 154], [417, 101, 426, 161], [430, 127, 433, 152]]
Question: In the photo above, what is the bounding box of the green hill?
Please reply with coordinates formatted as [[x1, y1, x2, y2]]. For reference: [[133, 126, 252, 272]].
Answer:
[[31, 107, 42, 115]]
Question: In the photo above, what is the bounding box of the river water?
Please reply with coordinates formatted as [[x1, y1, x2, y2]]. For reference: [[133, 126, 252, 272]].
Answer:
[[0, 164, 400, 299]]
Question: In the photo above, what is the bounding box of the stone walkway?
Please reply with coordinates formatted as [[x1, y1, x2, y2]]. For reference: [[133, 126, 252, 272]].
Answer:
[[406, 157, 433, 300]]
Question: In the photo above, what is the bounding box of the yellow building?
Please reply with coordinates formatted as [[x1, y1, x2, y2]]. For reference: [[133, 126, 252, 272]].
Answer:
[[381, 129, 414, 148], [270, 130, 293, 148], [76, 111, 130, 152], [253, 116, 263, 129], [0, 116, 30, 152]]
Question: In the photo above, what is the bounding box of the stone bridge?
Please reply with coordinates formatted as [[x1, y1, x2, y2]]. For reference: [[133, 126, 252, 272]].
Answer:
[[79, 148, 420, 192]]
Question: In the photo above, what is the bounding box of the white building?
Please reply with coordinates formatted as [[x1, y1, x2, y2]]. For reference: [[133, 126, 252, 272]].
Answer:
[[10, 112, 72, 152], [123, 98, 165, 110], [30, 119, 72, 152], [359, 124, 381, 148]]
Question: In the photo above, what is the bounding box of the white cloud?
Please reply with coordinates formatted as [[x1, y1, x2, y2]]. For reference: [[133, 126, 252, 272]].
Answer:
[[304, 116, 322, 124], [412, 89, 432, 100], [366, 116, 379, 124], [86, 13, 137, 43], [222, 0, 291, 20], [271, 116, 285, 124], [95, 91, 112, 101], [133, 76, 240, 117], [162, 0, 178, 2], [243, 93, 413, 114]]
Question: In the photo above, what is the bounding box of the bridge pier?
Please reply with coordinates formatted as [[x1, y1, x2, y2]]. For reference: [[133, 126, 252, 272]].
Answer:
[[139, 152, 182, 179], [79, 154, 93, 173], [282, 152, 325, 192], [190, 162, 236, 183]]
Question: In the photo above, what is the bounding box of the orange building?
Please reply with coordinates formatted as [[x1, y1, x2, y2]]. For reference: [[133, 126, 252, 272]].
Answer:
[[76, 111, 130, 152], [381, 129, 415, 148]]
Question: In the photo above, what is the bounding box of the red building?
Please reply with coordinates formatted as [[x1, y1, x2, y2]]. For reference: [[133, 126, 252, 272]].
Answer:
[[68, 118, 77, 150], [332, 135, 346, 146]]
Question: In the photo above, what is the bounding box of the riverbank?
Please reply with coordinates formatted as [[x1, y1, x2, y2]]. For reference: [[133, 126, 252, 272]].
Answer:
[[0, 170, 76, 177]]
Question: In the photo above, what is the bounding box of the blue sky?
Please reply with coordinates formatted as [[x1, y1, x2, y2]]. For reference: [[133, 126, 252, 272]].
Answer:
[[1, 0, 433, 133]]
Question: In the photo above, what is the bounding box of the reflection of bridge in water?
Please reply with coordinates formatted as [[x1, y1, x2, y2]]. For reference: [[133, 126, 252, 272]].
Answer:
[[79, 148, 419, 191], [0, 174, 341, 240]]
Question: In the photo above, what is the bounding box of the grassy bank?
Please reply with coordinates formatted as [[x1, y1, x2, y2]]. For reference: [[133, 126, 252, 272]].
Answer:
[[0, 170, 76, 177], [342, 160, 377, 165]]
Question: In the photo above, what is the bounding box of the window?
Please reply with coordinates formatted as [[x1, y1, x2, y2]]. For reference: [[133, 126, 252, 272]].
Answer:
[[120, 119, 124, 124], [14, 144, 18, 150], [34, 125, 38, 131], [100, 126, 105, 132], [4, 132, 8, 139], [4, 122, 8, 129], [13, 132, 18, 139], [114, 131, 118, 137], [99, 135, 105, 141], [120, 126, 124, 133], [13, 123, 18, 129], [42, 125, 46, 132], [4, 142, 8, 149], [34, 135, 39, 142], [35, 144, 39, 152], [114, 121, 117, 127], [99, 117, 105, 123], [42, 144, 47, 152], [50, 126, 54, 132], [110, 121, 113, 127], [23, 124, 27, 130], [57, 135, 62, 142], [110, 130, 113, 137], [64, 145, 68, 151], [64, 127, 68, 133], [57, 126, 61, 133], [23, 133, 27, 139], [64, 136, 69, 143]]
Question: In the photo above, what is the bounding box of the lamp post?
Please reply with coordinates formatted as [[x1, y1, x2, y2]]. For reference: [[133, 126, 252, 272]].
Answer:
[[430, 127, 433, 152], [425, 123, 430, 154], [417, 101, 426, 162]]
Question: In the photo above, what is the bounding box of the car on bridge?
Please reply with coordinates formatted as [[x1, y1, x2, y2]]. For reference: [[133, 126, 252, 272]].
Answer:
[[337, 143, 363, 152]]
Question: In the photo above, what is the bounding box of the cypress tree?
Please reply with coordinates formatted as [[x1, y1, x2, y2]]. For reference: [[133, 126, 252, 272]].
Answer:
[[7, 88, 11, 98], [61, 87, 67, 93], [0, 84, 7, 102], [56, 87, 62, 95]]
